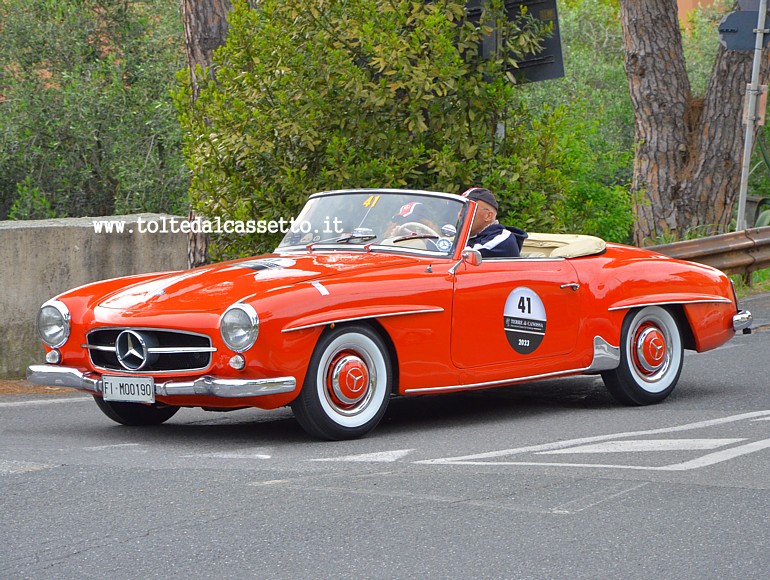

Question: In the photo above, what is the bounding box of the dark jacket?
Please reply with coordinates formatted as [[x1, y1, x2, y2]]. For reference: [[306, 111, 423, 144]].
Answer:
[[468, 223, 528, 258]]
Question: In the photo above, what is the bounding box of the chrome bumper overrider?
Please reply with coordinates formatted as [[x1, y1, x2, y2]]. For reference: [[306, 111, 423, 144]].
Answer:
[[733, 310, 752, 333], [26, 365, 296, 398]]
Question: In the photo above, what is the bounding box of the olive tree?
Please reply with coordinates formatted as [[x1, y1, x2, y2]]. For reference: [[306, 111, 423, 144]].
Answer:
[[0, 0, 187, 220]]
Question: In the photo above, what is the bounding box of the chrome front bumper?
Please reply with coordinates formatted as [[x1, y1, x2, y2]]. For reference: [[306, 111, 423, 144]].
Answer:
[[26, 365, 296, 398], [733, 310, 752, 333]]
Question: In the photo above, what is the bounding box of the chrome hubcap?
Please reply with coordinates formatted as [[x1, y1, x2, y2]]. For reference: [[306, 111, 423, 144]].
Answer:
[[324, 350, 376, 415], [632, 323, 669, 381], [330, 354, 370, 406]]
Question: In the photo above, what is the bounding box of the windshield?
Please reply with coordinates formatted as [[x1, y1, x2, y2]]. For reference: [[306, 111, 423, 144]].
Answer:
[[277, 190, 468, 256]]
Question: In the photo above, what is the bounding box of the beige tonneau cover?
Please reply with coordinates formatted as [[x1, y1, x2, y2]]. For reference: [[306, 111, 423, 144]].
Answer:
[[520, 232, 607, 259]]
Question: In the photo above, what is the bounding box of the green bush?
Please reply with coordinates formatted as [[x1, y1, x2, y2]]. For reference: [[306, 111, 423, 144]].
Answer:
[[8, 177, 56, 220], [178, 0, 634, 259]]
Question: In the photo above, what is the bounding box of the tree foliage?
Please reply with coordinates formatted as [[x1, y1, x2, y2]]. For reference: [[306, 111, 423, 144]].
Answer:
[[527, 0, 633, 155], [521, 0, 634, 242], [177, 0, 634, 259], [527, 0, 768, 241], [0, 0, 188, 220]]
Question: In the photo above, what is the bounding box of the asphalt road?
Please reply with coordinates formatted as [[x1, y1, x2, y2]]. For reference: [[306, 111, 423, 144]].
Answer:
[[2, 294, 769, 579]]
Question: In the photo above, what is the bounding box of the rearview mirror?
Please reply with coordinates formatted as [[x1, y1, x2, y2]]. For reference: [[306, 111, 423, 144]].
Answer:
[[462, 248, 483, 267], [449, 247, 483, 275]]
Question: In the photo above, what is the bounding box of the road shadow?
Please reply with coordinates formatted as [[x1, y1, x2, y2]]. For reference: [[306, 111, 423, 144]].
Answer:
[[377, 375, 618, 436], [67, 373, 726, 444]]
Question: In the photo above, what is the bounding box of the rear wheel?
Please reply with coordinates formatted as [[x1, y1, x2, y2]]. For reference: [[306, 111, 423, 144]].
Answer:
[[93, 396, 179, 426], [602, 306, 684, 405], [291, 324, 392, 440]]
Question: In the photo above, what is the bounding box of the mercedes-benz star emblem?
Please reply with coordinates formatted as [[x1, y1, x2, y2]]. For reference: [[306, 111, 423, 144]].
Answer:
[[345, 368, 366, 393], [116, 330, 150, 371], [649, 337, 665, 361]]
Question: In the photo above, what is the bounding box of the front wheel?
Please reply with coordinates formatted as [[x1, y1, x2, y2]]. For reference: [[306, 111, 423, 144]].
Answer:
[[93, 396, 179, 426], [291, 325, 393, 440], [602, 306, 684, 406]]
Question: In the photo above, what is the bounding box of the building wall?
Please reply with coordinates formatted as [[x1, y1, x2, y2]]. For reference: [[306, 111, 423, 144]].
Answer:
[[679, 0, 716, 21]]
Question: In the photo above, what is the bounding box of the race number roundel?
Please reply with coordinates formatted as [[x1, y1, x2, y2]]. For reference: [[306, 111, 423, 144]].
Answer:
[[503, 287, 546, 354]]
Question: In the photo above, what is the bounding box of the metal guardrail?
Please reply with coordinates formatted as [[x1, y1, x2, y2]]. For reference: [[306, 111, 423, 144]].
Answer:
[[650, 226, 770, 275]]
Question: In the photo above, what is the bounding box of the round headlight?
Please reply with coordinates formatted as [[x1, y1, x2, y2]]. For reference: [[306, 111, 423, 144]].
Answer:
[[220, 303, 259, 352], [36, 300, 71, 348]]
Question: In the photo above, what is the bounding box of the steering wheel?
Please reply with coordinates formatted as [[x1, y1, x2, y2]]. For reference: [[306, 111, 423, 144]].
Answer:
[[394, 221, 440, 238]]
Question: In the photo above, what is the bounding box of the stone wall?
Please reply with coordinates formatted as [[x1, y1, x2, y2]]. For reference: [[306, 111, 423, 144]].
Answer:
[[0, 215, 188, 378]]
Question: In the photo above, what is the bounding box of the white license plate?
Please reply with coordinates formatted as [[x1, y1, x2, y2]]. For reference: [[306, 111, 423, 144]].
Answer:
[[102, 375, 155, 403]]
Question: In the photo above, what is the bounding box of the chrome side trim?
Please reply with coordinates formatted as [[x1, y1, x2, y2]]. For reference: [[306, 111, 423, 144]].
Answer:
[[26, 365, 296, 399], [282, 308, 444, 333], [608, 298, 732, 311], [405, 336, 619, 395], [733, 310, 752, 332], [584, 336, 621, 373], [404, 366, 590, 395]]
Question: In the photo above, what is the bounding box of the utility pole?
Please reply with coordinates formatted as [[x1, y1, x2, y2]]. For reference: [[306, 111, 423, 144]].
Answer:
[[736, 0, 769, 231]]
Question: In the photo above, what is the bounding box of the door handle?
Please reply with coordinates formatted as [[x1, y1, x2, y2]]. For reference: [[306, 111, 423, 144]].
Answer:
[[560, 283, 580, 291]]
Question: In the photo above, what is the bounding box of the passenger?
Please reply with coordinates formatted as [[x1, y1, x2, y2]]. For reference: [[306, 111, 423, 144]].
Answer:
[[461, 187, 527, 258], [386, 201, 440, 237]]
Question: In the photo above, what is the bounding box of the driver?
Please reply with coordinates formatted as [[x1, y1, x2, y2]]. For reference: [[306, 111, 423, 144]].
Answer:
[[461, 187, 527, 258]]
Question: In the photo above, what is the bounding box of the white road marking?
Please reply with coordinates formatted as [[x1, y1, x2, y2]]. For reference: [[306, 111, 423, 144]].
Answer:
[[537, 438, 746, 455], [181, 451, 272, 459], [312, 449, 415, 462], [660, 438, 770, 471], [0, 397, 89, 408], [0, 460, 56, 474], [417, 410, 770, 471], [83, 443, 143, 451], [550, 482, 651, 514]]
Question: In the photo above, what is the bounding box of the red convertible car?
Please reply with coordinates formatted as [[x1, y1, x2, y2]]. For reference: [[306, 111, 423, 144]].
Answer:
[[28, 189, 752, 439]]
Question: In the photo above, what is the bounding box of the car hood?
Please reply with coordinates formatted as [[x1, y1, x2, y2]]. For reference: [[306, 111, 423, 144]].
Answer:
[[96, 252, 417, 314]]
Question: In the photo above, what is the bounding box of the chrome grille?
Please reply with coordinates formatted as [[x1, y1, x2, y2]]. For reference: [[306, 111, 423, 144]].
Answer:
[[86, 328, 215, 373]]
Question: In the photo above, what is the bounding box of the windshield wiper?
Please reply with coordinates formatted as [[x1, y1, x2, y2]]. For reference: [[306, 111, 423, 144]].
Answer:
[[390, 233, 439, 243], [335, 232, 377, 243], [306, 232, 377, 251]]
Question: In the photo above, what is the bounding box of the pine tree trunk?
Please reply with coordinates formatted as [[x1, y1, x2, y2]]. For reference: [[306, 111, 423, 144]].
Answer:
[[181, 0, 234, 266], [620, 0, 769, 245], [181, 0, 233, 101]]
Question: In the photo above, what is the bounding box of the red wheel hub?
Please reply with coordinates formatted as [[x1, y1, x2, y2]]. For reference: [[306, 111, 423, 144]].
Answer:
[[328, 353, 370, 407], [634, 325, 667, 375]]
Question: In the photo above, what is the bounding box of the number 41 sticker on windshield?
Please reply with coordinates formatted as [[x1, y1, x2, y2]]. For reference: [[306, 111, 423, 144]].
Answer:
[[503, 287, 546, 354], [363, 195, 380, 208]]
